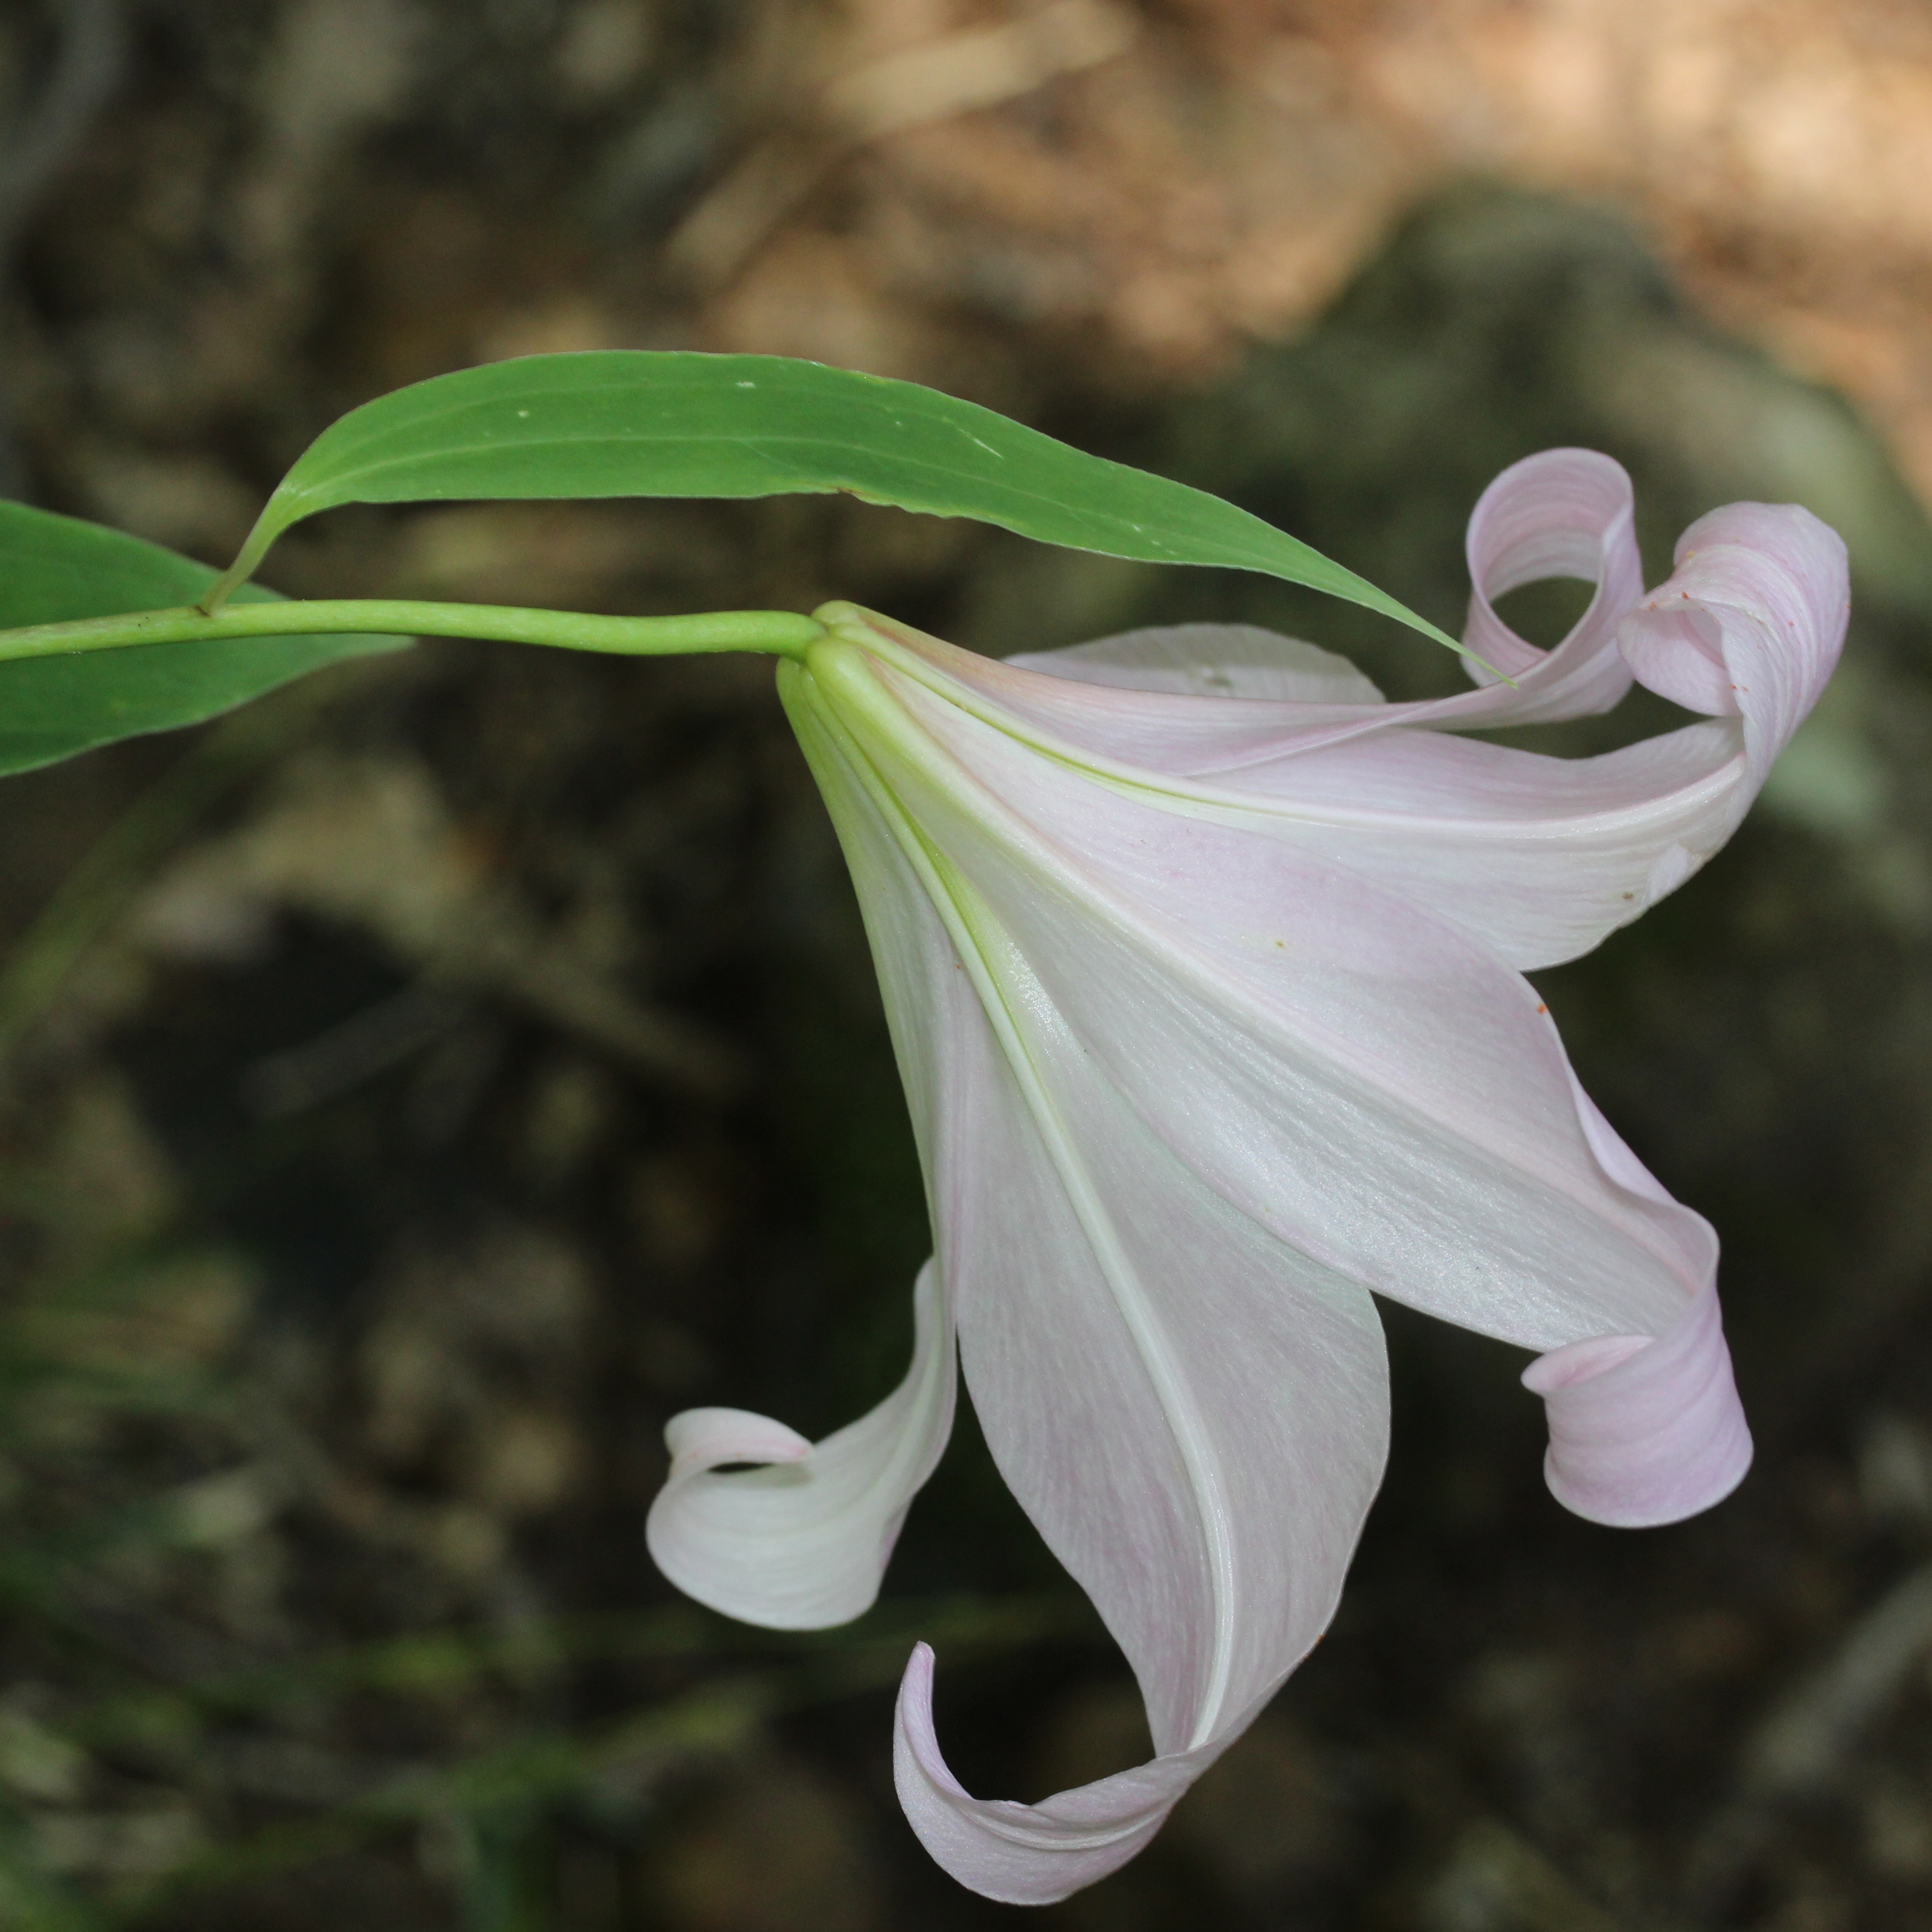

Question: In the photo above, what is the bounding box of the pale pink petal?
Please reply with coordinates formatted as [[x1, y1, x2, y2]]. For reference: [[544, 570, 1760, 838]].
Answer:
[[935, 914, 1389, 1751], [1006, 623, 1384, 705], [865, 613, 1758, 971], [787, 650, 1389, 1901], [894, 1642, 1216, 1903], [829, 447, 1644, 777], [1524, 1276, 1751, 1527], [1447, 443, 1642, 723], [1618, 501, 1849, 780], [837, 478, 1841, 979], [834, 637, 1750, 1548], [1077, 719, 1748, 970], [645, 1261, 956, 1629], [645, 683, 971, 1631], [864, 651, 1709, 1347]]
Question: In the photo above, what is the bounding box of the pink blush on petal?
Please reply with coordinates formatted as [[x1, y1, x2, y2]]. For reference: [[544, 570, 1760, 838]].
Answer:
[[1523, 1278, 1753, 1528]]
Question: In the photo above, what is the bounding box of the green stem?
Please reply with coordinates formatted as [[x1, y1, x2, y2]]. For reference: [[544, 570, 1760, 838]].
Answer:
[[0, 601, 827, 665]]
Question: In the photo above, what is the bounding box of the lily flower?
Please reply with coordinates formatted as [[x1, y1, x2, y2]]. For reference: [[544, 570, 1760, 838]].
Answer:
[[645, 450, 1847, 1904]]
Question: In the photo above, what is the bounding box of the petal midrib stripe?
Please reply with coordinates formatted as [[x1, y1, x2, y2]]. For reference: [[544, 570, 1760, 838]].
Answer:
[[795, 657, 1242, 1754]]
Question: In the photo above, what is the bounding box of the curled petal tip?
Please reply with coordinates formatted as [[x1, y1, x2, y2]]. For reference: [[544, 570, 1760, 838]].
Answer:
[[1616, 500, 1848, 752], [894, 1643, 953, 1783], [662, 1406, 813, 1476], [645, 1262, 958, 1631], [1523, 1279, 1751, 1527], [893, 1640, 1181, 1905]]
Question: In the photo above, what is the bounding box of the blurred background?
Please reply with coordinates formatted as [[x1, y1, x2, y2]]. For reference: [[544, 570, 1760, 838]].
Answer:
[[2, 1, 1932, 1927]]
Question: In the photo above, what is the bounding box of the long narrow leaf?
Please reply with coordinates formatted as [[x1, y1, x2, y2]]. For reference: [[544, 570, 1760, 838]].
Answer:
[[0, 503, 407, 774], [211, 353, 1459, 649]]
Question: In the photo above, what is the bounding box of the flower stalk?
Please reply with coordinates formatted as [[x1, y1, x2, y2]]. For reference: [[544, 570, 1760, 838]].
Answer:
[[0, 601, 825, 665]]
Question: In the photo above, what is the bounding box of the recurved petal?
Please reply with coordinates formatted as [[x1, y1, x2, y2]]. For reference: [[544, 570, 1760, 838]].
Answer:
[[1515, 1074, 1750, 1524], [1154, 446, 1645, 745], [1523, 1275, 1751, 1527], [644, 667, 988, 1634], [1617, 500, 1849, 779], [1441, 444, 1642, 724], [857, 649, 1712, 1352], [891, 481, 1835, 977], [792, 649, 1389, 1899], [645, 1260, 956, 1630], [879, 676, 1749, 1532], [894, 1643, 1216, 1904], [1165, 717, 1748, 969], [885, 592, 1774, 973], [822, 447, 1645, 779], [884, 919, 1387, 1899]]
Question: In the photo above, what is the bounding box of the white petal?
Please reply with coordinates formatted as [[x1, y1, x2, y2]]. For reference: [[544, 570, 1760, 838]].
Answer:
[[1524, 1275, 1751, 1527], [791, 653, 1389, 1899], [859, 652, 1706, 1345], [645, 1259, 956, 1630], [644, 673, 968, 1632], [817, 447, 1645, 778], [892, 612, 1761, 971], [1153, 719, 1749, 968], [1618, 501, 1849, 779], [1006, 622, 1384, 705], [895, 1642, 1222, 1904]]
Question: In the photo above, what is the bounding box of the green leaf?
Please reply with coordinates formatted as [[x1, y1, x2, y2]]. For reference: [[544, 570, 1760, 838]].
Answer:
[[0, 502, 407, 775], [212, 353, 1459, 650]]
